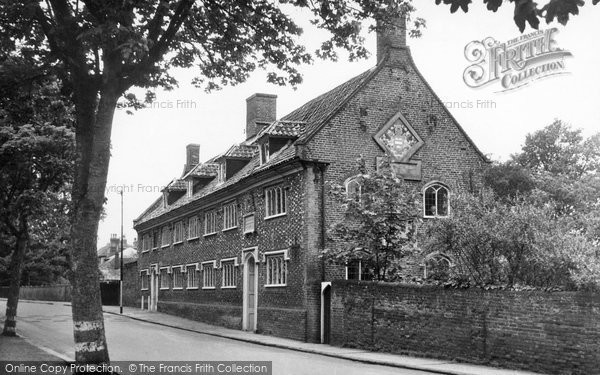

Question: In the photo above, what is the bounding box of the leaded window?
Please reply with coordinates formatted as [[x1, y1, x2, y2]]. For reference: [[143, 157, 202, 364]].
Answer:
[[223, 202, 237, 230], [266, 254, 287, 286], [424, 183, 449, 218], [265, 186, 287, 218], [221, 260, 236, 288]]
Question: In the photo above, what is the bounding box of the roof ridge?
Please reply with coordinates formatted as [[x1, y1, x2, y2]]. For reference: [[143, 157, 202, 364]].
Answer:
[[403, 51, 489, 162], [282, 65, 383, 145]]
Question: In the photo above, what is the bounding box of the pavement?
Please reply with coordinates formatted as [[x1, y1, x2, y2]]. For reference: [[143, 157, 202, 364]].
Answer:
[[101, 305, 542, 375], [0, 333, 67, 361], [0, 299, 544, 375]]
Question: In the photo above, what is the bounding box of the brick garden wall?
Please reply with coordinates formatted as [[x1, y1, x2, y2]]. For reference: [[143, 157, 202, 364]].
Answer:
[[122, 261, 140, 307], [330, 280, 600, 375]]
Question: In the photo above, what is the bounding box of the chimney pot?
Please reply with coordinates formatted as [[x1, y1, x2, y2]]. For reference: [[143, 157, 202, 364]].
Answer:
[[246, 93, 277, 139]]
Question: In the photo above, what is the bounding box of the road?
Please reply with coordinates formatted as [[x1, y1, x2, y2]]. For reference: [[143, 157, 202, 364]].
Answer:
[[1, 300, 434, 375]]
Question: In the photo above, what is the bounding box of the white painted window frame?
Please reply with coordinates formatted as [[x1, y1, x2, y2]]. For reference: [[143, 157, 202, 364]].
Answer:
[[201, 260, 217, 289], [222, 201, 238, 232], [140, 269, 149, 290], [188, 216, 200, 240], [264, 249, 290, 287], [264, 186, 287, 220], [204, 210, 218, 237], [172, 265, 185, 290], [161, 225, 171, 248], [220, 257, 239, 289], [423, 182, 450, 218], [173, 221, 184, 244], [186, 263, 200, 289], [159, 266, 171, 290]]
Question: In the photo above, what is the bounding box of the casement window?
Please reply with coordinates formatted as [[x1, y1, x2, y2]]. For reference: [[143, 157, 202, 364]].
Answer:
[[173, 221, 184, 244], [186, 180, 193, 198], [161, 225, 171, 247], [222, 202, 238, 231], [140, 270, 149, 290], [202, 261, 216, 289], [221, 258, 238, 288], [186, 264, 199, 289], [159, 267, 170, 290], [142, 234, 151, 252], [261, 142, 270, 164], [265, 250, 289, 287], [152, 231, 160, 249], [424, 183, 450, 218], [188, 216, 200, 240], [172, 266, 184, 290], [218, 163, 226, 183], [204, 210, 218, 236], [265, 186, 287, 219], [345, 177, 361, 202], [243, 213, 255, 234], [346, 260, 371, 281]]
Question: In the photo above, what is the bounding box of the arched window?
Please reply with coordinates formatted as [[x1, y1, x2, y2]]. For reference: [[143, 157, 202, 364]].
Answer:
[[423, 183, 449, 218], [345, 177, 361, 202], [423, 252, 453, 281]]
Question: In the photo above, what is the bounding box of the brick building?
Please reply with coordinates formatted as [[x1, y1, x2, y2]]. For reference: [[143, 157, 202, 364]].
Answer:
[[133, 16, 488, 343]]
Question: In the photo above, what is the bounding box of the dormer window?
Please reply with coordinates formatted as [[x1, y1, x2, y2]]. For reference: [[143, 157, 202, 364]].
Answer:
[[186, 180, 193, 198], [218, 163, 226, 183], [261, 142, 270, 164]]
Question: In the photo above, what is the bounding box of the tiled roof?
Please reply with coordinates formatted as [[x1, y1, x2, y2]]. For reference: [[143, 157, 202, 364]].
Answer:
[[222, 144, 258, 159], [165, 179, 186, 192], [135, 144, 298, 225], [258, 120, 306, 138], [188, 163, 219, 178], [282, 67, 378, 144]]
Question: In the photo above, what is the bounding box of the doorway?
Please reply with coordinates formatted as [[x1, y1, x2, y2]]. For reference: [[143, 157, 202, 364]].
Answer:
[[243, 250, 258, 331], [149, 265, 158, 311], [321, 282, 332, 344]]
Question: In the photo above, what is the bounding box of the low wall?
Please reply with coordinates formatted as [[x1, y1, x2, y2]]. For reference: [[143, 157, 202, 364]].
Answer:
[[122, 261, 140, 307], [157, 301, 307, 341], [0, 284, 72, 302], [330, 280, 600, 375]]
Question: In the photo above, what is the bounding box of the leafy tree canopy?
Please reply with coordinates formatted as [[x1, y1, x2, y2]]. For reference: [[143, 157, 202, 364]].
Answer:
[[323, 158, 420, 281], [435, 0, 599, 32]]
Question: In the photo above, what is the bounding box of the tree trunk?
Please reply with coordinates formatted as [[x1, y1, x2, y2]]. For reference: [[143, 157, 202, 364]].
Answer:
[[2, 216, 28, 336], [69, 85, 119, 364]]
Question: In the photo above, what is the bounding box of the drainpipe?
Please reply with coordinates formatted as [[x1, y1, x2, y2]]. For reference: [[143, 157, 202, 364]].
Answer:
[[320, 164, 326, 282]]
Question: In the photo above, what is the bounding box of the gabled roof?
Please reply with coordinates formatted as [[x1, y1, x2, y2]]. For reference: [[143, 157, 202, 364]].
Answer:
[[257, 120, 306, 138], [282, 67, 380, 144], [164, 179, 186, 192], [135, 50, 488, 227], [221, 144, 258, 159]]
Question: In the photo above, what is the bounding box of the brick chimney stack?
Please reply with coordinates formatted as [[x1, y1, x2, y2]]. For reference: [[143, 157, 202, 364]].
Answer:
[[376, 13, 407, 63], [246, 93, 277, 140], [183, 144, 200, 175], [109, 234, 119, 257]]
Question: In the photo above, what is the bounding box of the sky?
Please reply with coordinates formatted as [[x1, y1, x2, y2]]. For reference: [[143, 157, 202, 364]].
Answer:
[[98, 1, 600, 248]]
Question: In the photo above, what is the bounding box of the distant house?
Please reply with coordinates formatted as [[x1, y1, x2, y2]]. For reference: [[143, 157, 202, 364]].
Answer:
[[97, 234, 138, 274], [97, 234, 138, 305], [133, 15, 488, 343]]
